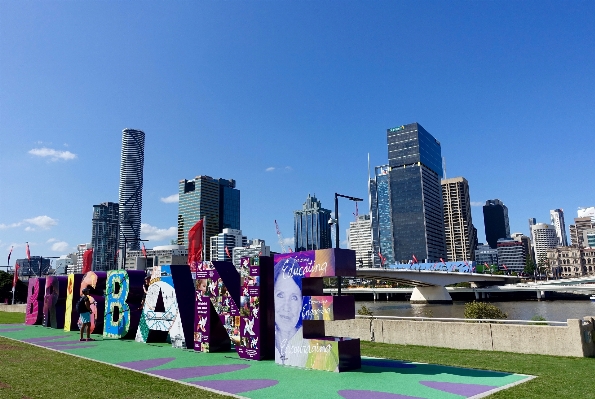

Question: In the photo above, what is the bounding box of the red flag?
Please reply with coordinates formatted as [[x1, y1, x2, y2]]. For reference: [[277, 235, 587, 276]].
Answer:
[[378, 251, 386, 266], [412, 254, 418, 264], [188, 219, 204, 267], [142, 243, 148, 258], [26, 242, 31, 262], [464, 260, 469, 267], [82, 248, 93, 274], [440, 258, 446, 265], [258, 251, 262, 256], [7, 246, 13, 265], [502, 264, 508, 270], [12, 263, 20, 290], [225, 246, 231, 259]]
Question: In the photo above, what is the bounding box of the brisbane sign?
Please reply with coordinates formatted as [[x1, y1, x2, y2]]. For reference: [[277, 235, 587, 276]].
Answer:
[[25, 248, 361, 372]]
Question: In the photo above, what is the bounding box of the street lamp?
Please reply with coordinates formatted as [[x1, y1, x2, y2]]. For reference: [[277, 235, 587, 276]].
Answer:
[[328, 192, 363, 296]]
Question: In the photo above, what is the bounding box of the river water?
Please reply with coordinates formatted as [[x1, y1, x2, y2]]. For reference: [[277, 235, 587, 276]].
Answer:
[[356, 300, 595, 322]]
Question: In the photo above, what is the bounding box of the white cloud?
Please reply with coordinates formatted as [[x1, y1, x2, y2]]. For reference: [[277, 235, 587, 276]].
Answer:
[[160, 194, 179, 203], [51, 241, 69, 252], [282, 237, 294, 247], [265, 167, 275, 172], [470, 202, 484, 207], [284, 166, 293, 171], [47, 238, 57, 243], [0, 222, 22, 229], [29, 147, 77, 161], [141, 223, 177, 241], [25, 226, 35, 232], [23, 215, 58, 229]]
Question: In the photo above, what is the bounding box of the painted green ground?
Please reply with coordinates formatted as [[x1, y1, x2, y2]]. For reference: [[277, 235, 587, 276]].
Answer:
[[0, 321, 534, 399]]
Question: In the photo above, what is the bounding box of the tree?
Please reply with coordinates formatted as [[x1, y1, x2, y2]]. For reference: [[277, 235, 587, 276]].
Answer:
[[524, 253, 535, 275], [0, 270, 28, 304]]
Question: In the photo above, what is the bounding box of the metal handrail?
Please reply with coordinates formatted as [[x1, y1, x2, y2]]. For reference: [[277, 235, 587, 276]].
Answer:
[[354, 314, 568, 325]]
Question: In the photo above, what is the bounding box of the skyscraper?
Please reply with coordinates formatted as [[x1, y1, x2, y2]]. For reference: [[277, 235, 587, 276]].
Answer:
[[531, 223, 558, 266], [119, 128, 145, 251], [550, 209, 568, 246], [570, 217, 595, 248], [348, 215, 374, 268], [483, 199, 510, 249], [91, 202, 119, 271], [386, 123, 446, 263], [369, 165, 394, 266], [294, 194, 332, 252], [441, 177, 477, 261], [210, 228, 247, 262], [177, 175, 240, 260]]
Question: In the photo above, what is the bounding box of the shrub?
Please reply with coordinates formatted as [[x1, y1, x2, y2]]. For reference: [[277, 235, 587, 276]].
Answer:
[[530, 315, 547, 325], [357, 305, 374, 316], [464, 301, 507, 320]]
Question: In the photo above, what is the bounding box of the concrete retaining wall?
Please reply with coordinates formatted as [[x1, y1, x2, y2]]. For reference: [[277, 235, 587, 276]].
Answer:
[[326, 316, 595, 357], [0, 304, 27, 313]]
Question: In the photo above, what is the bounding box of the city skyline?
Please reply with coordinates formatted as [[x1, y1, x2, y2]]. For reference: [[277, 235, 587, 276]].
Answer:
[[1, 2, 593, 260]]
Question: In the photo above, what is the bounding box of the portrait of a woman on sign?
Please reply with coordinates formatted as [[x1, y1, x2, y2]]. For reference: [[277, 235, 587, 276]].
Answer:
[[274, 257, 308, 367]]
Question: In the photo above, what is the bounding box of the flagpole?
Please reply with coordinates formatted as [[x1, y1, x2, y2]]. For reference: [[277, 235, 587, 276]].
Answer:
[[202, 216, 206, 263]]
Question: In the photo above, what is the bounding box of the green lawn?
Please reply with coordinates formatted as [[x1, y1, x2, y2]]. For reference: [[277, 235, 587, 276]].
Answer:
[[0, 311, 25, 324], [0, 311, 592, 398]]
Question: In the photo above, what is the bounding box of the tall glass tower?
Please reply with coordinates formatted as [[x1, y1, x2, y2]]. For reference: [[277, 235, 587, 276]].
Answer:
[[387, 123, 446, 263], [483, 199, 510, 249], [119, 128, 145, 251], [369, 165, 395, 266], [294, 194, 332, 252], [92, 202, 119, 271], [177, 175, 240, 260]]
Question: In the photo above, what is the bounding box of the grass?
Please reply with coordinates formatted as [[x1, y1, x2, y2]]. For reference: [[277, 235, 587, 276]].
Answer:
[[0, 311, 25, 324], [0, 310, 592, 398]]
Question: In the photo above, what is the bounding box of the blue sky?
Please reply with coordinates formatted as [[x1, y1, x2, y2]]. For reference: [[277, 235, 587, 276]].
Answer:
[[1, 1, 594, 262]]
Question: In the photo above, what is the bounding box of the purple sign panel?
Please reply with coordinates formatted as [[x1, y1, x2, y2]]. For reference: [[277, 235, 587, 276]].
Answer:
[[194, 256, 273, 360], [273, 248, 361, 372]]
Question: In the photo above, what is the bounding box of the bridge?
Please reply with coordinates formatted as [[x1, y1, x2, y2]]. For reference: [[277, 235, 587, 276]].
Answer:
[[341, 267, 520, 303]]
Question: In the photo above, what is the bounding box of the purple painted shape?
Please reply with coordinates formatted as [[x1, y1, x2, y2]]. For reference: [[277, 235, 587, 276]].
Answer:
[[191, 379, 278, 394], [40, 340, 93, 347], [420, 381, 498, 397], [339, 390, 425, 399], [361, 358, 416, 368], [149, 364, 249, 380], [0, 327, 25, 332], [23, 335, 70, 343], [117, 358, 176, 371]]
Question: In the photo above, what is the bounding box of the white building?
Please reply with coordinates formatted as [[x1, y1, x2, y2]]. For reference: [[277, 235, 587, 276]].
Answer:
[[577, 207, 595, 218], [348, 215, 374, 268], [124, 245, 188, 271], [232, 239, 271, 269], [67, 243, 91, 274], [210, 228, 247, 263], [531, 223, 559, 266], [53, 254, 76, 275], [550, 209, 568, 247]]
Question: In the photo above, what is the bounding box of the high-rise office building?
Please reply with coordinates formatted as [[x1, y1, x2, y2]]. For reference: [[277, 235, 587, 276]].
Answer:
[[15, 256, 51, 277], [496, 238, 525, 273], [511, 232, 532, 263], [119, 128, 145, 251], [441, 177, 477, 261], [483, 199, 510, 249], [91, 202, 119, 271], [386, 123, 446, 263], [294, 194, 332, 252], [550, 209, 568, 247], [569, 217, 595, 248], [177, 175, 240, 260], [210, 228, 247, 262], [369, 165, 394, 266], [474, 244, 498, 266], [232, 239, 271, 269], [531, 223, 558, 266], [348, 215, 374, 268]]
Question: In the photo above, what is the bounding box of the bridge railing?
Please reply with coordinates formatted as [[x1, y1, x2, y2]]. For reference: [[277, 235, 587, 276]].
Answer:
[[354, 314, 568, 326]]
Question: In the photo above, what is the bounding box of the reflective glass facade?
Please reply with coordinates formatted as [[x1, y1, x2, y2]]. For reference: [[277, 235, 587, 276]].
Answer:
[[294, 194, 332, 252], [91, 202, 119, 271], [369, 165, 395, 266], [483, 199, 510, 249], [387, 123, 446, 263], [177, 175, 240, 261]]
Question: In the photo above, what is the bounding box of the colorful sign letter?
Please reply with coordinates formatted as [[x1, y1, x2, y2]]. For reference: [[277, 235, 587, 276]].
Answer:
[[25, 277, 45, 325], [43, 275, 68, 329], [103, 270, 145, 339], [64, 273, 83, 331], [273, 248, 361, 372]]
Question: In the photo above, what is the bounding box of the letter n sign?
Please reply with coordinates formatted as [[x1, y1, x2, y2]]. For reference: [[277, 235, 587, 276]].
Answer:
[[273, 248, 361, 372]]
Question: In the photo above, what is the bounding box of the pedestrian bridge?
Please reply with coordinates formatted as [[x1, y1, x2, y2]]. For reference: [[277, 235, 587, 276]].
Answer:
[[343, 267, 519, 304]]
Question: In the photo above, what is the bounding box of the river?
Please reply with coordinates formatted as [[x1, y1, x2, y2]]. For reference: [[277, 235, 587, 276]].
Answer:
[[356, 300, 595, 322]]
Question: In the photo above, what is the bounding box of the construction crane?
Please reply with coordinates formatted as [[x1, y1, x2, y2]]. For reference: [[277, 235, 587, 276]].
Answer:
[[274, 220, 292, 253]]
